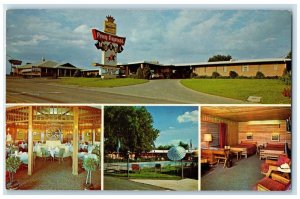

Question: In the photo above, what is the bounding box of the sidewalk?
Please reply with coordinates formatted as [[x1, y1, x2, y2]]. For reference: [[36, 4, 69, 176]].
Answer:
[[130, 178, 198, 191]]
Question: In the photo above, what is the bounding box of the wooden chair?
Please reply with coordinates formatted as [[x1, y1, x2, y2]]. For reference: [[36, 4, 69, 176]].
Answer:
[[214, 149, 230, 168], [261, 154, 291, 177]]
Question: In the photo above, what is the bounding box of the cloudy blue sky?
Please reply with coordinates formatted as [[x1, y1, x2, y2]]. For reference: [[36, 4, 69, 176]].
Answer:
[[146, 106, 198, 149], [6, 9, 291, 72]]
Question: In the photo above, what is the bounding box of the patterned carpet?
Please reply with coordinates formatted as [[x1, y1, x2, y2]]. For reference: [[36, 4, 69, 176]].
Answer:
[[9, 157, 101, 190]]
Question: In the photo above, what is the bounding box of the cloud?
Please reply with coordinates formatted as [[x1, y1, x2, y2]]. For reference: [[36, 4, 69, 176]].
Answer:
[[168, 126, 175, 129], [11, 35, 48, 46], [177, 110, 198, 123], [73, 24, 90, 34], [6, 9, 292, 73]]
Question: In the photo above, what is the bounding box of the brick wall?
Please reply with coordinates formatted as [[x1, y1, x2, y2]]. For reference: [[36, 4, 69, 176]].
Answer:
[[194, 63, 286, 77]]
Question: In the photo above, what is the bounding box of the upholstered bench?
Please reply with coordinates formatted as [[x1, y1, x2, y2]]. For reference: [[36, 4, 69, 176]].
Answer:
[[257, 173, 290, 191]]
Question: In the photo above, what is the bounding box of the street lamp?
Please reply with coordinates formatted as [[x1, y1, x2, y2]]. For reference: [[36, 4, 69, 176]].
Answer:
[[127, 150, 130, 178]]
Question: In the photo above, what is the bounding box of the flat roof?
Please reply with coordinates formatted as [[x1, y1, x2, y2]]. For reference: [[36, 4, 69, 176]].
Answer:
[[174, 58, 291, 67], [117, 58, 291, 68]]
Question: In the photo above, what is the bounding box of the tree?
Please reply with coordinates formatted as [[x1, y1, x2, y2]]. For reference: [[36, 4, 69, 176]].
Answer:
[[104, 106, 159, 157], [6, 156, 21, 189], [136, 67, 144, 79], [208, 54, 232, 62], [82, 157, 98, 190], [178, 141, 189, 150], [156, 144, 174, 150], [285, 51, 292, 59], [143, 65, 151, 79]]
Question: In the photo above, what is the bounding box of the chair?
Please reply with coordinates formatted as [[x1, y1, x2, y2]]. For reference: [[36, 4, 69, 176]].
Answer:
[[131, 164, 141, 173], [256, 173, 291, 191], [155, 164, 162, 172], [41, 147, 51, 161], [54, 148, 65, 164], [261, 154, 291, 177], [215, 149, 230, 168]]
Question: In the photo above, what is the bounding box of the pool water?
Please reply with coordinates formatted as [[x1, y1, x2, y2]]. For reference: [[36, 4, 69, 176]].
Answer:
[[108, 161, 191, 168]]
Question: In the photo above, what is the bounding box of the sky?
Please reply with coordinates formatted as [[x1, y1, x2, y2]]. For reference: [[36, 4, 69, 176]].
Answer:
[[6, 9, 292, 73], [146, 106, 198, 149]]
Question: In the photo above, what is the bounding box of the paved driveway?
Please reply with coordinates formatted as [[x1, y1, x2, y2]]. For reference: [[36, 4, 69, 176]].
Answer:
[[6, 78, 244, 104], [96, 79, 244, 104]]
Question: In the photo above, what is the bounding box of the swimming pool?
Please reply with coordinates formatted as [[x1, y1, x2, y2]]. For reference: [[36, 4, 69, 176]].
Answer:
[[105, 160, 191, 168]]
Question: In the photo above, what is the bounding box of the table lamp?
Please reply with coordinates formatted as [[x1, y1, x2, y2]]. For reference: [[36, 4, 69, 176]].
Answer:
[[203, 133, 212, 149]]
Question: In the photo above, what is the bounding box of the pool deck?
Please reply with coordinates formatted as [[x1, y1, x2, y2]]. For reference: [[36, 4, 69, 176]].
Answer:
[[129, 178, 198, 191]]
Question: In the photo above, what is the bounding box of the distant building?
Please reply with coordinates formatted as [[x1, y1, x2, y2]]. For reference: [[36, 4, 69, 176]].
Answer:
[[14, 59, 81, 77], [119, 58, 291, 78]]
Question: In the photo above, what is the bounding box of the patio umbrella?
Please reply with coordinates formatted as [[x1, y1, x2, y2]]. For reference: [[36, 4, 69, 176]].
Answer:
[[167, 146, 186, 161], [167, 146, 186, 179]]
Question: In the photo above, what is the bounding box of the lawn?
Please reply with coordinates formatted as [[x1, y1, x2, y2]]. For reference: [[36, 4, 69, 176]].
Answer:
[[180, 79, 291, 104], [58, 77, 148, 87]]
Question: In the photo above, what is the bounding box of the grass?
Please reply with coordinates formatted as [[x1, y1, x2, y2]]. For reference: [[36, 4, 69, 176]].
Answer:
[[181, 79, 291, 104], [106, 167, 181, 180], [58, 77, 148, 88]]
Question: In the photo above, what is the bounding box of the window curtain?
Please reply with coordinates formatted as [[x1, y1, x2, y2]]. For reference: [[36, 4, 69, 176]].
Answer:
[[219, 123, 227, 148]]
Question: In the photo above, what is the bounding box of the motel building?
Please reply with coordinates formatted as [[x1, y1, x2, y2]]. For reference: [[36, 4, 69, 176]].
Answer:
[[5, 106, 102, 190], [12, 58, 81, 78], [10, 57, 291, 79], [118, 58, 291, 78]]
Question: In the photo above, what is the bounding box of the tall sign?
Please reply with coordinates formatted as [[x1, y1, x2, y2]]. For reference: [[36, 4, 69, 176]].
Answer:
[[92, 16, 126, 66]]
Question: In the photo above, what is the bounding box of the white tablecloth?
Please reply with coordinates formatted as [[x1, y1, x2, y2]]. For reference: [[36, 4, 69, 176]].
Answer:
[[78, 152, 98, 161], [12, 152, 28, 164]]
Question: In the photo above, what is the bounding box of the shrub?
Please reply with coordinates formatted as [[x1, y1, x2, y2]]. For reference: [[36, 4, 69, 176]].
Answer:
[[282, 87, 292, 98], [280, 74, 291, 85], [212, 72, 221, 78], [190, 73, 198, 78], [229, 71, 239, 79], [256, 71, 265, 79]]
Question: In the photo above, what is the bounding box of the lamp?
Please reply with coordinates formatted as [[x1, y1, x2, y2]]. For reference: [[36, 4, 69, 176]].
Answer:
[[203, 134, 212, 149]]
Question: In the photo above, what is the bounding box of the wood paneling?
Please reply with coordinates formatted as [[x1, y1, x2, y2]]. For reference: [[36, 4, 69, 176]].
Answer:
[[202, 106, 291, 122], [238, 121, 292, 148], [201, 114, 239, 146]]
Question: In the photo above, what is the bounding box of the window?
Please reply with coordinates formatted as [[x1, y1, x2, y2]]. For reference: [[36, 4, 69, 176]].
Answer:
[[223, 66, 227, 72], [258, 65, 262, 71], [274, 64, 278, 71], [242, 65, 249, 72]]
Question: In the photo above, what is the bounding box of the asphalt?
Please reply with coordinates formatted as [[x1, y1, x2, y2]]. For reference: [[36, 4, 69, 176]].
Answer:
[[6, 77, 244, 104]]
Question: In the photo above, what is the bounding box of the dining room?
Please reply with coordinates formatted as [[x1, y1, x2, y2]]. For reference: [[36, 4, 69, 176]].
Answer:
[[5, 105, 102, 190]]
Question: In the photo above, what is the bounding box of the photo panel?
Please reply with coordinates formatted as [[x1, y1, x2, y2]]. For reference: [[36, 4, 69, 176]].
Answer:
[[200, 106, 292, 191], [5, 105, 102, 190], [103, 105, 199, 191]]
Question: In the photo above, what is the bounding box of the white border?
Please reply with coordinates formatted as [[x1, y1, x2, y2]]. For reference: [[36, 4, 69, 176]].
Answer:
[[1, 1, 299, 199]]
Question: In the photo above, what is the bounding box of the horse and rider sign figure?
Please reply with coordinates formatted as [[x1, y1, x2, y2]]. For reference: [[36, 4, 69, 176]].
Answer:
[[92, 15, 126, 67]]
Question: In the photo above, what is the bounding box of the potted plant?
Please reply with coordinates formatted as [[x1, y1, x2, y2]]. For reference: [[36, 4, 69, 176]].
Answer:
[[6, 156, 21, 190], [82, 157, 98, 190]]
